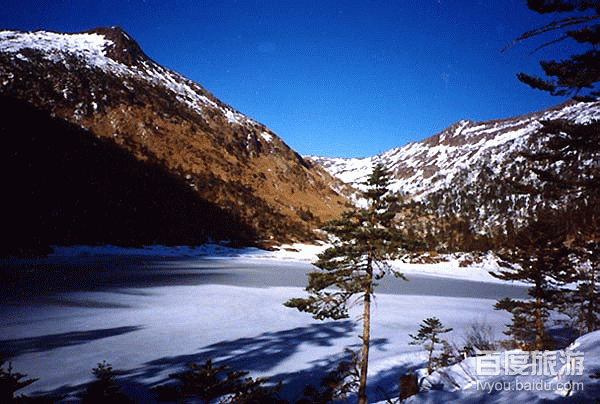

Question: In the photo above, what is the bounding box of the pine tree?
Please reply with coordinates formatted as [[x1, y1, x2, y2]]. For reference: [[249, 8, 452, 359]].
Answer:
[[163, 359, 284, 404], [79, 361, 133, 404], [507, 1, 600, 216], [559, 239, 600, 335], [519, 119, 600, 211], [500, 1, 600, 343], [285, 163, 415, 404], [0, 362, 37, 403], [506, 0, 600, 206], [297, 350, 359, 404], [490, 215, 569, 350], [507, 1, 600, 100], [0, 361, 62, 403], [490, 121, 599, 345], [408, 317, 453, 374]]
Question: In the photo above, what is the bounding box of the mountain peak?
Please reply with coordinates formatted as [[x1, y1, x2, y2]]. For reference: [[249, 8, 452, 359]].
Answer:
[[313, 99, 600, 196], [83, 26, 148, 66], [422, 119, 474, 147], [0, 27, 150, 69]]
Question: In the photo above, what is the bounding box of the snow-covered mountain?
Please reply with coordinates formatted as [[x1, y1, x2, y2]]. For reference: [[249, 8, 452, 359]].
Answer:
[[0, 27, 349, 254], [309, 100, 600, 196], [309, 100, 600, 238], [0, 27, 257, 126]]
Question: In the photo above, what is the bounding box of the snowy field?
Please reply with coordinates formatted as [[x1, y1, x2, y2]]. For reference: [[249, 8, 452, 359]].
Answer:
[[1, 243, 599, 403]]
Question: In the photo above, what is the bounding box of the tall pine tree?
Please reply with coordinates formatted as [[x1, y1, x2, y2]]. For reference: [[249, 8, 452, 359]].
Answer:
[[495, 0, 600, 343], [285, 163, 415, 404], [509, 0, 600, 211], [490, 214, 570, 350], [508, 0, 600, 220]]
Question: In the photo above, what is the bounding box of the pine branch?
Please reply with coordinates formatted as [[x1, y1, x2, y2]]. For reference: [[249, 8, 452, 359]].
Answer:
[[501, 14, 600, 52]]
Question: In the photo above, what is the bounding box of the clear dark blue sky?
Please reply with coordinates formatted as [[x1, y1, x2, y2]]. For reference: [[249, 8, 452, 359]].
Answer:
[[0, 0, 582, 157]]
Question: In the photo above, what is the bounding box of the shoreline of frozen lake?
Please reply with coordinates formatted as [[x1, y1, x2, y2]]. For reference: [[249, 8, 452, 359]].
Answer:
[[2, 254, 527, 303]]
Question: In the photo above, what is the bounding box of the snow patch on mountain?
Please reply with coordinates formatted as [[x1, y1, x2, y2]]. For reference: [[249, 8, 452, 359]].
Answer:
[[0, 29, 258, 128], [0, 30, 111, 65], [261, 131, 274, 143]]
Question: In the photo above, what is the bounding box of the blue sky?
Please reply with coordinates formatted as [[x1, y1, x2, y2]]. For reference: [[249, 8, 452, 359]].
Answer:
[[0, 1, 584, 157]]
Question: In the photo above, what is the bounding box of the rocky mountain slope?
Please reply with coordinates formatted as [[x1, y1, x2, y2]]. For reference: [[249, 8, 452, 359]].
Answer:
[[309, 100, 600, 243], [2, 95, 260, 256], [0, 27, 349, 254]]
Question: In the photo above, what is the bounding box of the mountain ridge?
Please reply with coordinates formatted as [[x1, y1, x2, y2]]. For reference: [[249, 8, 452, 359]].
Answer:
[[0, 27, 349, 254], [308, 98, 600, 196], [308, 98, 600, 245]]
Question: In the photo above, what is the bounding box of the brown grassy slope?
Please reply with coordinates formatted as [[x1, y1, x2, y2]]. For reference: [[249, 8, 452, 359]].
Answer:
[[0, 28, 350, 244], [72, 100, 348, 243], [1, 96, 257, 256]]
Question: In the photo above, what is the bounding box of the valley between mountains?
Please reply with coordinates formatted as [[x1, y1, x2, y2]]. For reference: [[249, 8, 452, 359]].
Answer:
[[1, 27, 599, 255]]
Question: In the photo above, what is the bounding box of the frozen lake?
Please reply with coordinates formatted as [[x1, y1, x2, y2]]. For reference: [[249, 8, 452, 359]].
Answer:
[[2, 255, 528, 301], [0, 254, 527, 402]]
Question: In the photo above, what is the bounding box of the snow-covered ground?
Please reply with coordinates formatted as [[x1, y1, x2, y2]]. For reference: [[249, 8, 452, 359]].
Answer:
[[400, 329, 600, 404], [2, 244, 598, 403]]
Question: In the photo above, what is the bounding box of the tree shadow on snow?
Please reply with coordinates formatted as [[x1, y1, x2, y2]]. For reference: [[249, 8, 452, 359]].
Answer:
[[127, 320, 393, 402], [34, 321, 398, 403], [367, 362, 425, 404], [138, 320, 355, 378], [0, 325, 143, 361]]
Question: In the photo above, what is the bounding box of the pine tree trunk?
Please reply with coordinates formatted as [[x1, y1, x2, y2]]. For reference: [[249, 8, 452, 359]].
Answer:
[[357, 262, 373, 404], [427, 334, 435, 374], [534, 267, 545, 351], [535, 295, 544, 351], [586, 271, 596, 333]]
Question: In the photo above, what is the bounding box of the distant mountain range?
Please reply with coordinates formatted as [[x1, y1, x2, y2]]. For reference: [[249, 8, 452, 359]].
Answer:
[[308, 99, 600, 243], [1, 27, 598, 256], [309, 100, 600, 196]]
